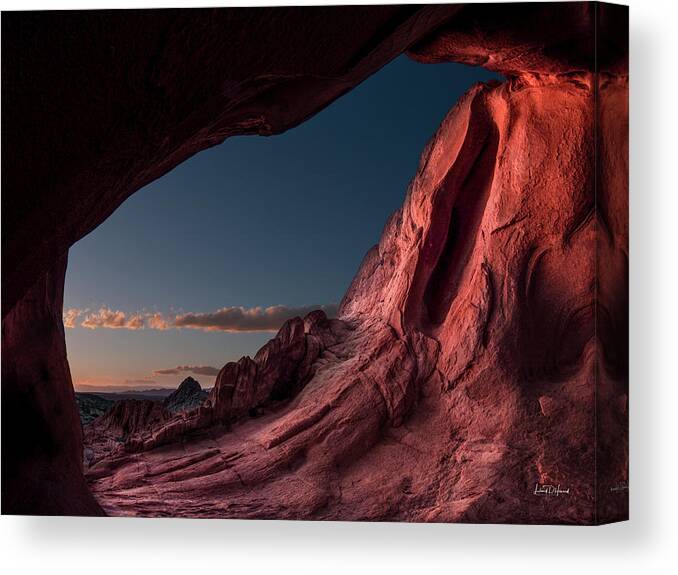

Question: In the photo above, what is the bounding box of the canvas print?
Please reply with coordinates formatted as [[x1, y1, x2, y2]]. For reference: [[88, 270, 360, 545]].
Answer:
[[1, 2, 628, 524]]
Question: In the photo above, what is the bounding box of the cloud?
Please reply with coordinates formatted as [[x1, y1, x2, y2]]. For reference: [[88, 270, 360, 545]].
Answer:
[[65, 304, 338, 333], [63, 308, 83, 328], [172, 304, 338, 332], [153, 365, 220, 377], [146, 312, 170, 330], [80, 307, 146, 330]]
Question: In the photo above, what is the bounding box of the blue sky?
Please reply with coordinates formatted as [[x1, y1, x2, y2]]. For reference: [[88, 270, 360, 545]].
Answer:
[[64, 55, 499, 390]]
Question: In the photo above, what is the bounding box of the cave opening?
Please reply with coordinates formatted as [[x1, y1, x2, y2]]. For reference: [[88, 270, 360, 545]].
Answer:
[[1, 4, 628, 522], [64, 55, 500, 404]]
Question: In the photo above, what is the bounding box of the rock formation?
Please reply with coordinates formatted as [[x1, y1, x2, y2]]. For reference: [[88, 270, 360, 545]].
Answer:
[[163, 377, 208, 414], [1, 256, 104, 515], [104, 310, 349, 455], [2, 3, 628, 522], [209, 311, 347, 422], [91, 400, 170, 438], [2, 4, 460, 515], [83, 399, 170, 465]]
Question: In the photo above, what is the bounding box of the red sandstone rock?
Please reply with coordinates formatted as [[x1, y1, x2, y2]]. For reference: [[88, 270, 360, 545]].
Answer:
[[83, 399, 170, 465], [87, 64, 627, 523], [1, 256, 103, 515], [120, 311, 349, 454], [407, 1, 628, 76], [2, 4, 628, 522], [98, 72, 625, 524], [1, 5, 459, 515], [90, 399, 170, 437]]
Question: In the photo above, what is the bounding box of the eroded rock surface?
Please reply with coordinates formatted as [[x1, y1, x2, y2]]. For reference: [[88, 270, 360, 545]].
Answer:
[[1, 5, 460, 514], [108, 311, 350, 455], [88, 68, 628, 523], [84, 400, 171, 466], [1, 257, 103, 515]]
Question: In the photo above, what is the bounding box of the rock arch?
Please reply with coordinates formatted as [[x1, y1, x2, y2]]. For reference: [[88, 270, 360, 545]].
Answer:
[[1, 3, 627, 522]]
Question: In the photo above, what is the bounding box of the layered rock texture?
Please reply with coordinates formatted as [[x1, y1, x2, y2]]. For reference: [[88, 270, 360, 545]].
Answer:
[[2, 3, 628, 523], [90, 311, 350, 458], [84, 400, 170, 466]]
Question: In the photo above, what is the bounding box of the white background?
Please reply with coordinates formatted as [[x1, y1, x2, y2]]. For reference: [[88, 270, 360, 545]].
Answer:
[[1, 1, 676, 573]]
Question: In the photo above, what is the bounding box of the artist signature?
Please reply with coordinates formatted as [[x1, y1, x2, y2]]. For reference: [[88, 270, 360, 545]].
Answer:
[[533, 483, 570, 496], [610, 481, 629, 493]]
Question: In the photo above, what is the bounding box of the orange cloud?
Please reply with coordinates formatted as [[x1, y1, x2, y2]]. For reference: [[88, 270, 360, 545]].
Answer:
[[146, 312, 170, 330], [63, 308, 84, 328], [65, 304, 337, 333], [81, 307, 146, 330]]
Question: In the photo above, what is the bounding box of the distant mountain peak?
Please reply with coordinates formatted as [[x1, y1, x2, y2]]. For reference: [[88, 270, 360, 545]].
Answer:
[[177, 376, 201, 391], [163, 377, 208, 414]]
